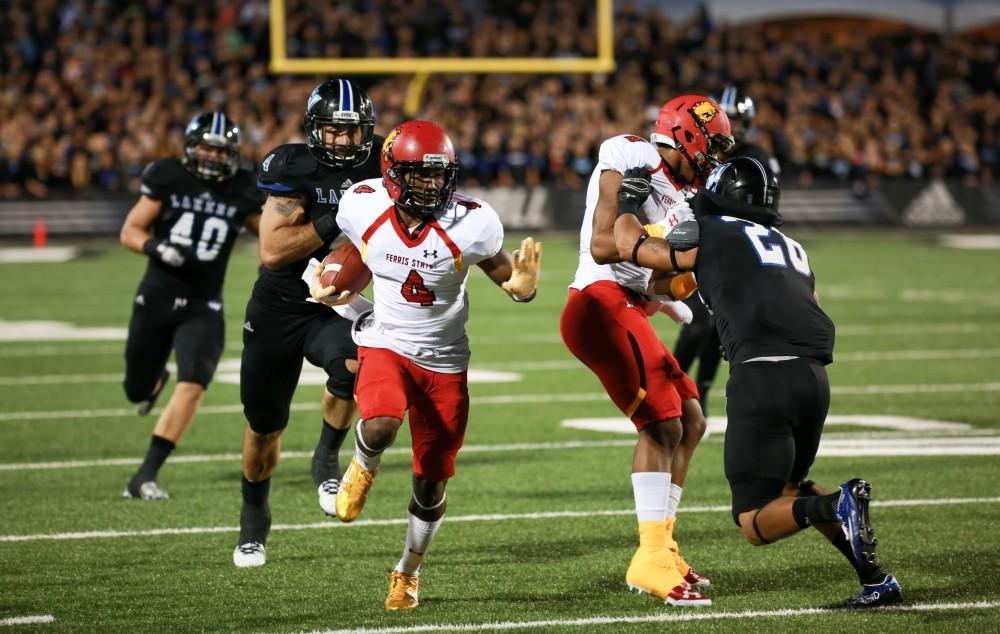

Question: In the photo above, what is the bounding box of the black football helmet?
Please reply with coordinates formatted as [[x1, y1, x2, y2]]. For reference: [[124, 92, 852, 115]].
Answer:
[[705, 155, 780, 212], [304, 79, 376, 168], [182, 112, 240, 181], [717, 86, 755, 144]]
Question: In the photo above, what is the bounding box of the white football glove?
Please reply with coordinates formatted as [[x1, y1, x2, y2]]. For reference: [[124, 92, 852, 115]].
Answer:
[[502, 237, 543, 301], [156, 243, 187, 267]]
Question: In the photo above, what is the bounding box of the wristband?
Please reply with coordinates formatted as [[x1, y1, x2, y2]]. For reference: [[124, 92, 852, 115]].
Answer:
[[142, 239, 160, 257], [312, 213, 338, 241], [631, 233, 649, 266], [510, 288, 537, 303]]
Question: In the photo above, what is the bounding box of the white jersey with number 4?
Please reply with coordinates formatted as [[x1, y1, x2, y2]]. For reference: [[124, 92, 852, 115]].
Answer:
[[337, 178, 504, 373], [571, 134, 694, 294]]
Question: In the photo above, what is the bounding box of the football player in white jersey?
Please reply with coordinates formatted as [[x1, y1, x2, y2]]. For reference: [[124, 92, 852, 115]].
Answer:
[[559, 95, 734, 607], [318, 120, 542, 610]]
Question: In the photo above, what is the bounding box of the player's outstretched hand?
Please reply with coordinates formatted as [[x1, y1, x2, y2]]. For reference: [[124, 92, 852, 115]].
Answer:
[[502, 237, 543, 302], [310, 265, 358, 306]]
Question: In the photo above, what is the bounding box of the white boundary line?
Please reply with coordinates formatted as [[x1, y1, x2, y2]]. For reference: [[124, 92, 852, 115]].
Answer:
[[1, 496, 997, 544], [0, 614, 55, 627], [2, 382, 1000, 422], [308, 600, 1000, 634]]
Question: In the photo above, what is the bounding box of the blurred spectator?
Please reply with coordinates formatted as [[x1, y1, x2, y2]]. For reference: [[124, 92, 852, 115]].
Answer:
[[0, 0, 997, 199]]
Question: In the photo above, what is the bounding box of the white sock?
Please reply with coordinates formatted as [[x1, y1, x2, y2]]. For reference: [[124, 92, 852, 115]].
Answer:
[[353, 419, 382, 472], [666, 483, 683, 520], [395, 509, 444, 575], [631, 472, 671, 522]]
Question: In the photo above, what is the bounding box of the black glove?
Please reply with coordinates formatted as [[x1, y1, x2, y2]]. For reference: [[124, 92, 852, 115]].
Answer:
[[617, 167, 652, 217], [143, 239, 190, 268], [312, 212, 338, 242]]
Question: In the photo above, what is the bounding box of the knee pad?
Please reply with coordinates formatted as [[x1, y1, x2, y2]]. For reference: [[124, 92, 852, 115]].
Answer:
[[324, 357, 356, 400]]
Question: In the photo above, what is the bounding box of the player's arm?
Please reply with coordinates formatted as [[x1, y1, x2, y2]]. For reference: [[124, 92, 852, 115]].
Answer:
[[614, 213, 698, 272], [478, 237, 543, 302], [647, 269, 698, 301], [244, 213, 261, 236], [589, 170, 626, 264], [257, 193, 328, 269], [120, 195, 190, 267]]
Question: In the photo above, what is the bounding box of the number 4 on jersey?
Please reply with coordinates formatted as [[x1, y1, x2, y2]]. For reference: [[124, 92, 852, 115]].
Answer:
[[401, 269, 435, 306]]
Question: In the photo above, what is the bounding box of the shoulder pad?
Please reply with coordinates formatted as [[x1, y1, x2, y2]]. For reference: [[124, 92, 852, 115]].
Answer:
[[258, 144, 315, 195], [140, 158, 185, 198], [667, 219, 700, 251]]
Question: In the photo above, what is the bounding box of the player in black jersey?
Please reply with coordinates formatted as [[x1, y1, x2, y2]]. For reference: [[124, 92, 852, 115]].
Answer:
[[120, 112, 264, 500], [234, 79, 384, 567], [614, 156, 901, 608], [672, 87, 782, 415]]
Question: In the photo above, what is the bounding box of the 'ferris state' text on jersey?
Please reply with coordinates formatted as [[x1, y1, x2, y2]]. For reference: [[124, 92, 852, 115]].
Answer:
[[139, 158, 263, 299], [693, 214, 835, 365], [572, 134, 694, 294], [254, 140, 384, 309], [337, 178, 504, 374]]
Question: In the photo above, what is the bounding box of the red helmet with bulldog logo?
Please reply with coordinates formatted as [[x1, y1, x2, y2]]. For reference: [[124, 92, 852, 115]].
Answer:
[[380, 120, 460, 218], [651, 95, 734, 182]]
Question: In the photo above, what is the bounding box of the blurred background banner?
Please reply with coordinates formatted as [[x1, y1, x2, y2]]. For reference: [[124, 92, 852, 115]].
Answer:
[[0, 0, 998, 232]]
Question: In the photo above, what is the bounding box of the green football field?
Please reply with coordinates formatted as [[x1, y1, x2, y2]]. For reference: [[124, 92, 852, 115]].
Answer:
[[1, 230, 999, 633]]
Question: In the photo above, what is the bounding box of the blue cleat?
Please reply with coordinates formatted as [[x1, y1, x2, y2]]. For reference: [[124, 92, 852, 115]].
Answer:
[[836, 478, 878, 568], [845, 574, 902, 609]]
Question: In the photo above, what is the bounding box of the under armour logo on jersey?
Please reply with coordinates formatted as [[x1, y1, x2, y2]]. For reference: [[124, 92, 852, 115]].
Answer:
[[173, 297, 188, 310], [135, 294, 145, 306], [423, 249, 438, 259], [243, 321, 254, 333], [208, 300, 222, 312]]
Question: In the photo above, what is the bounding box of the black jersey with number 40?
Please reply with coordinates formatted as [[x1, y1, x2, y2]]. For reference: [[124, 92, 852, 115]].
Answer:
[[693, 214, 835, 365], [140, 158, 263, 299], [254, 140, 384, 306]]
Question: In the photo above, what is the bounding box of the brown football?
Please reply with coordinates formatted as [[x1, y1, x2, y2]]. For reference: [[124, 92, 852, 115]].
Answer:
[[319, 241, 372, 293]]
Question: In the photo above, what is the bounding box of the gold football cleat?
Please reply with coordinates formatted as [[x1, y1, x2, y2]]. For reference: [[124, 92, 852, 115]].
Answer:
[[335, 457, 377, 522], [385, 571, 419, 610]]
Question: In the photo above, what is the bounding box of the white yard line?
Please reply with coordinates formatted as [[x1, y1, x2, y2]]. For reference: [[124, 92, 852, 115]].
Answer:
[[0, 440, 638, 472], [0, 614, 55, 627], [3, 348, 1000, 386], [1, 497, 997, 544], [307, 600, 1000, 634], [2, 382, 1000, 422]]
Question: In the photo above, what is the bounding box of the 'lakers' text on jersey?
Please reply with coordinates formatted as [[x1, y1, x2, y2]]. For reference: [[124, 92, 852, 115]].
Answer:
[[140, 158, 263, 299], [693, 214, 835, 365], [337, 179, 504, 373], [255, 140, 383, 307], [572, 134, 694, 294]]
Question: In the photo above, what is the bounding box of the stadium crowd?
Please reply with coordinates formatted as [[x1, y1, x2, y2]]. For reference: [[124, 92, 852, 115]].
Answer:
[[1, 0, 997, 198]]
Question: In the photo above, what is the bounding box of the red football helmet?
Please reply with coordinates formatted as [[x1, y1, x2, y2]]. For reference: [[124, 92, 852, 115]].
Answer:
[[651, 95, 735, 181], [381, 120, 459, 218]]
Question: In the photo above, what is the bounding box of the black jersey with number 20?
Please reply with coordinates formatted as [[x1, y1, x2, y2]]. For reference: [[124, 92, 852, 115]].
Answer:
[[693, 215, 835, 365]]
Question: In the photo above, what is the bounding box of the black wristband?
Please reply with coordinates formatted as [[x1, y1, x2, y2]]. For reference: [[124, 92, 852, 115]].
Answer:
[[142, 238, 160, 257], [312, 213, 338, 241], [631, 233, 649, 266]]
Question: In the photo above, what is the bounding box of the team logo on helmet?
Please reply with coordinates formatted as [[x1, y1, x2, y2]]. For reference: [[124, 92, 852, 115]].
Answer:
[[382, 128, 400, 162], [692, 101, 719, 123]]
